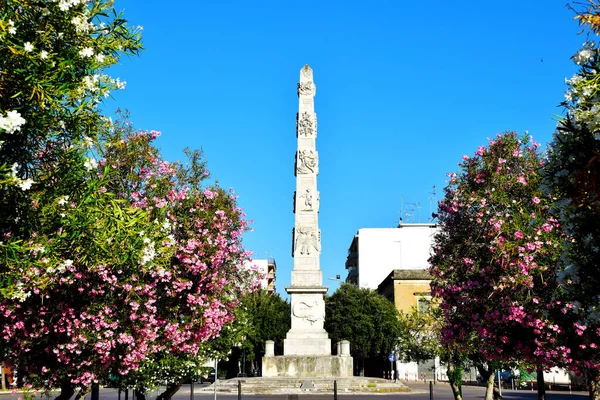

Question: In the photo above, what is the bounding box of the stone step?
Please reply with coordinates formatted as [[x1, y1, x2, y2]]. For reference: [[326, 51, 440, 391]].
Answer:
[[199, 377, 411, 394]]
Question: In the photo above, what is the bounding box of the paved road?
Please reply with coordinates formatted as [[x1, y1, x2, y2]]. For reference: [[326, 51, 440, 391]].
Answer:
[[99, 382, 589, 400], [0, 382, 590, 400]]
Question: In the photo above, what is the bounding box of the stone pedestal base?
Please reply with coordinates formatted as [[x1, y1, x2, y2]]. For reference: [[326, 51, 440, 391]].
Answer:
[[262, 355, 353, 378], [284, 329, 330, 355]]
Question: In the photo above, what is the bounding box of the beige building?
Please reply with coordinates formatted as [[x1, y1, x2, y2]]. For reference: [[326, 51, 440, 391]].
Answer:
[[377, 269, 431, 313]]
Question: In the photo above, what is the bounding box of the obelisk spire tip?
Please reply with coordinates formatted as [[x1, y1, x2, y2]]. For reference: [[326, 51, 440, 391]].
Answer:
[[300, 65, 313, 82]]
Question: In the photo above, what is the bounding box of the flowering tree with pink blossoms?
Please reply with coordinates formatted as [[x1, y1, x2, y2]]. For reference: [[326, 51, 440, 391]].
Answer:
[[0, 115, 259, 399], [545, 2, 600, 398], [430, 132, 566, 400]]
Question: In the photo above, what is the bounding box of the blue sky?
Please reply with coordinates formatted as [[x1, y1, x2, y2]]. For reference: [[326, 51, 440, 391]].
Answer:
[[106, 0, 584, 295]]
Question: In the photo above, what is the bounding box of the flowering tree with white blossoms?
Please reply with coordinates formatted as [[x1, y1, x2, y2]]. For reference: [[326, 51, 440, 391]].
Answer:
[[546, 2, 600, 398], [430, 132, 567, 400], [0, 0, 142, 297]]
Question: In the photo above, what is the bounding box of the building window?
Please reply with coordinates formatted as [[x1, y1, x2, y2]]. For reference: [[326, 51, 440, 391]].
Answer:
[[417, 297, 431, 313]]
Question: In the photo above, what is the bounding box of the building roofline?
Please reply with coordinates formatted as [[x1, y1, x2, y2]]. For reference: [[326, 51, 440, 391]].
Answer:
[[376, 268, 431, 292]]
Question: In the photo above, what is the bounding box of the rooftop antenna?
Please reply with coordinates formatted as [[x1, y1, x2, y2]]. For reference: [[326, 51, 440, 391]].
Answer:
[[429, 186, 437, 222], [398, 196, 404, 225], [406, 202, 416, 223]]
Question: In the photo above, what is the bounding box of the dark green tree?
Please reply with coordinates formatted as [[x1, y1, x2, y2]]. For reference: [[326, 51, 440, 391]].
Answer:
[[325, 283, 402, 376], [239, 290, 290, 375]]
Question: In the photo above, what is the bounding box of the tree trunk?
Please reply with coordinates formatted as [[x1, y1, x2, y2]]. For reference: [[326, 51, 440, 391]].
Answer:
[[74, 385, 91, 400], [134, 390, 146, 400], [493, 380, 503, 400], [476, 364, 495, 400], [589, 370, 600, 400], [447, 362, 463, 400], [156, 383, 182, 400], [55, 381, 76, 400], [536, 365, 547, 400]]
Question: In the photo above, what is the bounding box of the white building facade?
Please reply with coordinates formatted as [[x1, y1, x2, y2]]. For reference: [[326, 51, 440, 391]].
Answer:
[[345, 223, 439, 289]]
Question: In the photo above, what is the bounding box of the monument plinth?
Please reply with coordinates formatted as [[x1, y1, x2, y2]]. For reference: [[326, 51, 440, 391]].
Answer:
[[262, 65, 353, 378]]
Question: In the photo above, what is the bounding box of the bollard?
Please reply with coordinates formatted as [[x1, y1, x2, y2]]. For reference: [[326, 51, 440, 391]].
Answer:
[[549, 384, 552, 392], [214, 359, 218, 400], [237, 380, 241, 400], [334, 380, 338, 400], [125, 389, 129, 400], [531, 382, 534, 391], [429, 380, 433, 400], [91, 383, 99, 400], [191, 380, 195, 400], [569, 383, 572, 393], [118, 389, 121, 400], [383, 371, 386, 379]]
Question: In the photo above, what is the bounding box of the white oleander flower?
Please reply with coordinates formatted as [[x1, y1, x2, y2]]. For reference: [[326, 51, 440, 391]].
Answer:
[[82, 75, 98, 92], [95, 53, 105, 62], [58, 0, 71, 11], [574, 48, 594, 65], [82, 135, 93, 148], [10, 163, 19, 177], [40, 50, 49, 59], [140, 241, 156, 265], [84, 157, 98, 170], [24, 42, 34, 52], [18, 178, 35, 191], [56, 259, 73, 273], [115, 78, 126, 90], [0, 110, 26, 134], [79, 47, 94, 57]]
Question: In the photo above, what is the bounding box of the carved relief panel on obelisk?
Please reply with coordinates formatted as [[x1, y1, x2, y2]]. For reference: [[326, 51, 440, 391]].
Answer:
[[284, 65, 331, 356]]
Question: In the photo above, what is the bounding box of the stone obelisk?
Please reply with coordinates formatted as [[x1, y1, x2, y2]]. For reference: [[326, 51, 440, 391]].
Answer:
[[284, 65, 330, 355], [262, 66, 352, 377]]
